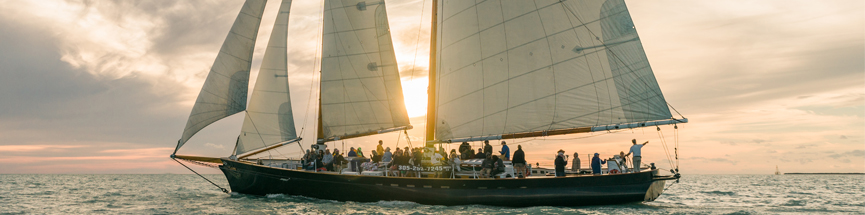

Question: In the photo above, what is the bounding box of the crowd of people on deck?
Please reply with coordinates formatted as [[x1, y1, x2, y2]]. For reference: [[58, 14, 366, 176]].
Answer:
[[296, 138, 652, 178]]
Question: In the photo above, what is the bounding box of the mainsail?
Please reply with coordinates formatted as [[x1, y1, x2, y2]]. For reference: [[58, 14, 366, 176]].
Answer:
[[236, 0, 297, 155], [319, 0, 411, 141], [431, 0, 675, 142], [175, 0, 268, 153]]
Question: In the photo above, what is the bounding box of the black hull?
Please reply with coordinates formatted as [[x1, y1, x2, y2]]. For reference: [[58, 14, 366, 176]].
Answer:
[[219, 159, 667, 207]]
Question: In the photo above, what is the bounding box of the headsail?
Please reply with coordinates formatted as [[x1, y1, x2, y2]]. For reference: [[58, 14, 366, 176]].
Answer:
[[431, 0, 674, 142], [236, 0, 298, 155], [319, 0, 411, 141], [175, 0, 267, 154]]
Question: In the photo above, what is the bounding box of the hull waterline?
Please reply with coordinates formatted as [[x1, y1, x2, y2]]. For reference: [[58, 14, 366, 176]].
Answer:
[[219, 159, 667, 207]]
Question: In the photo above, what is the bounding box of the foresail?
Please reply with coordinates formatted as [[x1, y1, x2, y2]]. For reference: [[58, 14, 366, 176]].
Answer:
[[319, 0, 410, 140], [175, 0, 267, 153], [237, 0, 297, 155], [432, 0, 672, 141]]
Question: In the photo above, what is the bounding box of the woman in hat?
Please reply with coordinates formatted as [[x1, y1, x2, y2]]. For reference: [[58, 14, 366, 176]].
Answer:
[[554, 149, 568, 177]]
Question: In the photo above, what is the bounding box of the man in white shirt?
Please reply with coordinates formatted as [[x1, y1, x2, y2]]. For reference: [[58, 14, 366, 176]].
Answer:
[[625, 139, 648, 172]]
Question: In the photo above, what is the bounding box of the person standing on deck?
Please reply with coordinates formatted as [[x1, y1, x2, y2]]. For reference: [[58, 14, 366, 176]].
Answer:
[[499, 141, 510, 161], [512, 145, 527, 178], [376, 140, 384, 157], [483, 140, 493, 155], [591, 153, 606, 174], [571, 152, 581, 173], [625, 139, 648, 172], [554, 149, 568, 177], [459, 142, 471, 159]]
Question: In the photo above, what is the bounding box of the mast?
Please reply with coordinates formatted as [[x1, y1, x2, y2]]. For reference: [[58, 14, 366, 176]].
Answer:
[[424, 0, 438, 146]]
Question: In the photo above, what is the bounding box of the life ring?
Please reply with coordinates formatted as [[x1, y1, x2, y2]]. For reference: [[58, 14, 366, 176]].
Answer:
[[609, 169, 620, 174]]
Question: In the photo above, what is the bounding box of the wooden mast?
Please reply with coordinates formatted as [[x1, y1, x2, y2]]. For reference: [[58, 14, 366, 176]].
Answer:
[[424, 0, 438, 147]]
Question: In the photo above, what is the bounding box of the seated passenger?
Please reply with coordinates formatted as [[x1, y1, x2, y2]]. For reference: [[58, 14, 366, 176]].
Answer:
[[474, 148, 485, 159], [382, 147, 392, 163], [490, 155, 505, 177], [480, 153, 493, 178], [371, 150, 381, 163]]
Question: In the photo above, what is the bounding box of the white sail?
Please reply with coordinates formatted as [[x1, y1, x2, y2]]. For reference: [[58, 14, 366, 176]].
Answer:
[[175, 0, 267, 153], [319, 0, 410, 140], [236, 0, 297, 155], [432, 0, 672, 141]]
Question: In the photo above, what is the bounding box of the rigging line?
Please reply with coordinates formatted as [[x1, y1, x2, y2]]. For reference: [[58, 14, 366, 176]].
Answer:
[[668, 102, 685, 119], [242, 110, 270, 152], [656, 127, 675, 169], [173, 158, 228, 193], [300, 0, 326, 137], [409, 0, 426, 83]]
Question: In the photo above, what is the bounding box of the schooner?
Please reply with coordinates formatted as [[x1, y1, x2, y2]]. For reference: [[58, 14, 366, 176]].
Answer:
[[171, 0, 687, 206]]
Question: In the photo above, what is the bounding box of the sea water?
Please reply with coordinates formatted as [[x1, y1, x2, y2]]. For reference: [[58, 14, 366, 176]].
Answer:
[[1, 174, 862, 214]]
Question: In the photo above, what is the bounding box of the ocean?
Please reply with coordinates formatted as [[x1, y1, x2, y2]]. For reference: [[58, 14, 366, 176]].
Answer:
[[1, 174, 862, 214]]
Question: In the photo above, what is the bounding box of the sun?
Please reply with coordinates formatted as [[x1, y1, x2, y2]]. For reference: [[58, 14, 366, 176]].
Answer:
[[401, 77, 428, 118]]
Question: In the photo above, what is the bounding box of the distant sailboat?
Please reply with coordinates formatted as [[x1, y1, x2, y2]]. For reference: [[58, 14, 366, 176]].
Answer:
[[170, 0, 688, 207], [776, 165, 780, 175]]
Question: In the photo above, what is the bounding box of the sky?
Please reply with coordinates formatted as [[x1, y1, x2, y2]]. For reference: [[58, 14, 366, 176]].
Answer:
[[0, 0, 862, 174]]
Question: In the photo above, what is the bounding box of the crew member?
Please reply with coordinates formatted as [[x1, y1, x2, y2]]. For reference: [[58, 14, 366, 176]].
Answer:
[[625, 139, 648, 172]]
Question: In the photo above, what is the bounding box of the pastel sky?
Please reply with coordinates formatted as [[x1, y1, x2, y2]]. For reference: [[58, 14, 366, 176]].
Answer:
[[0, 0, 862, 174]]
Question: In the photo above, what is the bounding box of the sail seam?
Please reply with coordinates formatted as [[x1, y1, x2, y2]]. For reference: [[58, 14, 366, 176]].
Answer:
[[324, 27, 377, 35]]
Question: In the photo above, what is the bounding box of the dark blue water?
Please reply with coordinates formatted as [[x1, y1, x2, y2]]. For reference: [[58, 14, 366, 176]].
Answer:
[[1, 174, 863, 214]]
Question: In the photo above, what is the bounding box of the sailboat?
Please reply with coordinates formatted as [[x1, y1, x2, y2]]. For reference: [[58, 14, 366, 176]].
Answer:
[[171, 0, 688, 207]]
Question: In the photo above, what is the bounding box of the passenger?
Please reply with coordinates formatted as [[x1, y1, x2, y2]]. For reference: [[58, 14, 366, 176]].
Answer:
[[356, 147, 365, 158], [333, 152, 347, 172], [371, 150, 381, 163], [439, 146, 448, 162], [483, 140, 493, 155], [301, 149, 311, 169], [499, 141, 510, 161], [554, 149, 568, 177], [432, 149, 444, 165], [347, 147, 357, 157], [459, 142, 471, 160], [480, 153, 493, 178], [571, 152, 581, 173], [512, 145, 527, 178], [382, 147, 393, 163], [591, 153, 606, 174], [315, 151, 325, 172], [474, 148, 485, 159], [619, 151, 629, 173], [376, 140, 384, 156], [491, 155, 505, 178], [323, 149, 334, 171], [625, 139, 648, 172]]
